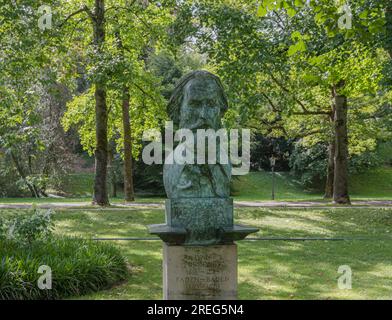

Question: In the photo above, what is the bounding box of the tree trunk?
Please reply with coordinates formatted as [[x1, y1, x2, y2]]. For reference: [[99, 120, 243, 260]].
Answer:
[[10, 151, 39, 198], [122, 86, 135, 202], [107, 146, 117, 198], [324, 138, 335, 199], [112, 175, 117, 198], [324, 111, 335, 199], [92, 0, 109, 206], [114, 31, 135, 202], [332, 83, 351, 205]]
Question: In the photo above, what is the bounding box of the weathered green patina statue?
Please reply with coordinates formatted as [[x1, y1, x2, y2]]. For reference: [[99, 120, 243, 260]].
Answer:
[[149, 71, 258, 245], [163, 71, 231, 199]]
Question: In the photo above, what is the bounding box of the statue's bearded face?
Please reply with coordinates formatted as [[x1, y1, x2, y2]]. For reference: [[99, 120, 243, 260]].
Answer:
[[179, 78, 222, 130]]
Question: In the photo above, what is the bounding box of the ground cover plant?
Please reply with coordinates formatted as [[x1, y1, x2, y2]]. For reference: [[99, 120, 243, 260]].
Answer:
[[0, 209, 129, 300]]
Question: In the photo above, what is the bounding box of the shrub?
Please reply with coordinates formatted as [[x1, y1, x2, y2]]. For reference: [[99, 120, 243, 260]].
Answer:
[[375, 141, 392, 166], [6, 208, 54, 246], [0, 237, 129, 300], [0, 153, 28, 197], [0, 209, 129, 300], [290, 141, 383, 189], [289, 142, 327, 189]]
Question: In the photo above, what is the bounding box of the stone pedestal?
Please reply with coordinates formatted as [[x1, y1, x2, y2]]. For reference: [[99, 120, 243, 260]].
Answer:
[[148, 197, 258, 300], [149, 198, 259, 245], [163, 243, 237, 300]]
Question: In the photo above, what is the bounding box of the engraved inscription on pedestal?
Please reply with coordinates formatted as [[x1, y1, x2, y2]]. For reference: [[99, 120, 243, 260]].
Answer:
[[163, 244, 237, 300]]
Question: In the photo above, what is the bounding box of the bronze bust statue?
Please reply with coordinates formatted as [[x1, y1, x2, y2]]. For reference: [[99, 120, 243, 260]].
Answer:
[[164, 70, 231, 199], [149, 70, 258, 245]]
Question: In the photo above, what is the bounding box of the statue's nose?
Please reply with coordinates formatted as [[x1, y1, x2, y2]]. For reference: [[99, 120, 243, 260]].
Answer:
[[201, 104, 208, 119]]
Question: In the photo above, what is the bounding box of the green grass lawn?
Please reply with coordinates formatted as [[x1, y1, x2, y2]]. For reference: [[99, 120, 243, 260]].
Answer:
[[232, 167, 392, 201], [232, 171, 318, 201], [349, 167, 392, 200], [2, 207, 392, 299], [2, 166, 392, 204]]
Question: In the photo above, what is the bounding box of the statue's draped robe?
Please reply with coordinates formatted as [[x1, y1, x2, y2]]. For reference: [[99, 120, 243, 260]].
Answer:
[[164, 142, 231, 198]]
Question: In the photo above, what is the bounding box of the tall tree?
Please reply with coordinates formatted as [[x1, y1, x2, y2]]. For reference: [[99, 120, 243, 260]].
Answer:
[[185, 0, 389, 203], [114, 30, 135, 202], [61, 0, 172, 204], [121, 85, 135, 201], [324, 117, 335, 199], [0, 1, 72, 197], [92, 0, 109, 205], [332, 81, 350, 204], [60, 1, 110, 205]]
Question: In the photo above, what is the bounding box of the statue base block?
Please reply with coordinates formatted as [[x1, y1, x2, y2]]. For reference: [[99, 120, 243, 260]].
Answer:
[[148, 198, 259, 245], [163, 243, 237, 300]]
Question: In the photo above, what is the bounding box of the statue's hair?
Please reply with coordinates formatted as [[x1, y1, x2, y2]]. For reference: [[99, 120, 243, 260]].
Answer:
[[167, 70, 229, 125]]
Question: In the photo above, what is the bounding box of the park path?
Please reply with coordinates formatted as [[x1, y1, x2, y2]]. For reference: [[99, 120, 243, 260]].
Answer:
[[1, 200, 392, 210]]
